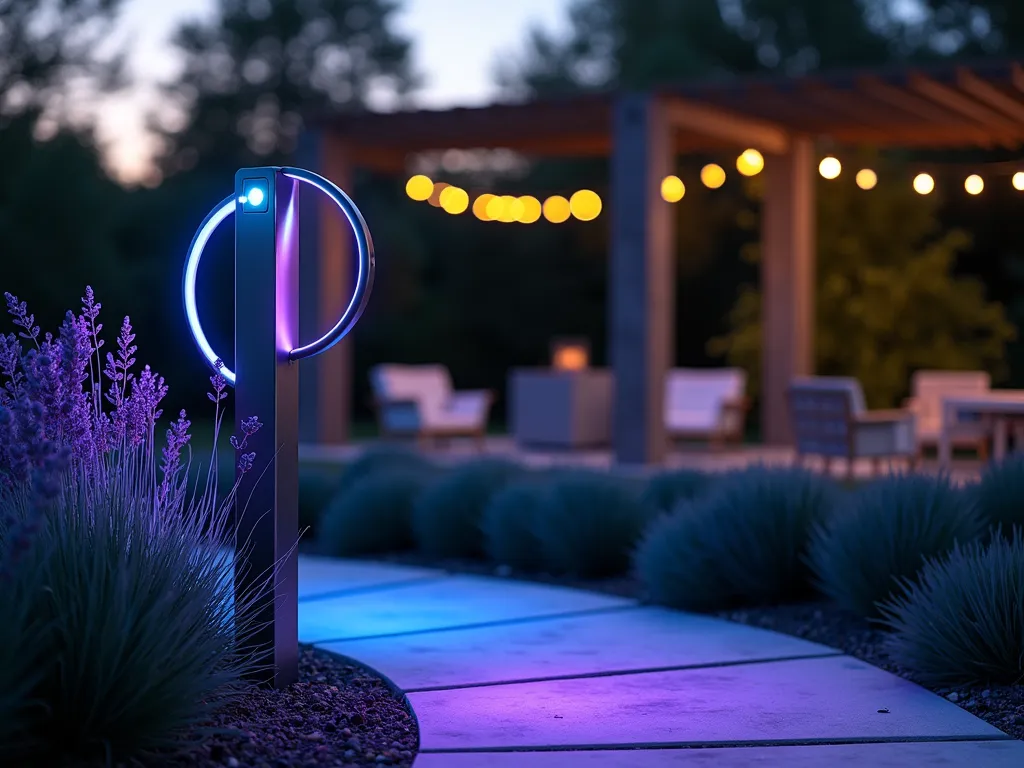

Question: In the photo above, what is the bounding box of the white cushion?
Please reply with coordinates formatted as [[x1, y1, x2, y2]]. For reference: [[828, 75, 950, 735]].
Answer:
[[369, 365, 488, 432], [664, 368, 745, 433], [910, 370, 990, 441]]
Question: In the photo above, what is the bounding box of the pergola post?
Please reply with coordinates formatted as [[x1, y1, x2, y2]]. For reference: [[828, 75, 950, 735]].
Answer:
[[609, 93, 674, 465], [297, 129, 353, 445], [761, 135, 815, 445]]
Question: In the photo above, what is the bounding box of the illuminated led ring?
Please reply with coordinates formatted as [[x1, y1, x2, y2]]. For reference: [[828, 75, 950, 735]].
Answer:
[[183, 166, 375, 386]]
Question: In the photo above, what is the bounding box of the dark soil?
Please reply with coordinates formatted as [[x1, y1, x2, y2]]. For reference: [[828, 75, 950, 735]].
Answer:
[[371, 549, 1024, 743], [152, 645, 417, 768]]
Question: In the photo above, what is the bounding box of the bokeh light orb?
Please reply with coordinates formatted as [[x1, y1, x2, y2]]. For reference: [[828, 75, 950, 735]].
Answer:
[[569, 189, 602, 221], [855, 168, 877, 190], [736, 149, 764, 177], [913, 173, 935, 195], [661, 175, 685, 202], [1013, 172, 1024, 191], [473, 193, 495, 220], [405, 174, 433, 201], [818, 157, 841, 180], [440, 185, 469, 214], [518, 195, 542, 223], [700, 163, 726, 189], [543, 195, 571, 223], [964, 174, 984, 196]]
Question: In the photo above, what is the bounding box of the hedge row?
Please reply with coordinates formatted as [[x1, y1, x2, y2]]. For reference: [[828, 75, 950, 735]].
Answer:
[[303, 449, 1024, 685]]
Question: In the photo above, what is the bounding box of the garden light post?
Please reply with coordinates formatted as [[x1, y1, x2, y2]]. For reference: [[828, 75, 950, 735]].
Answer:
[[183, 166, 375, 688]]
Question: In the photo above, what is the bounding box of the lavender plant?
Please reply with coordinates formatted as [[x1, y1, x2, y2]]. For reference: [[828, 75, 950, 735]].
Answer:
[[0, 288, 272, 766]]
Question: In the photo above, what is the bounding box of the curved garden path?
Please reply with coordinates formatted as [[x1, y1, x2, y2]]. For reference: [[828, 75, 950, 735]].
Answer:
[[295, 554, 1024, 767]]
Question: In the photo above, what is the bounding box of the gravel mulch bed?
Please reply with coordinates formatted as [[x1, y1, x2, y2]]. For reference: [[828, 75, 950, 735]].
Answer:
[[150, 645, 417, 768], [364, 549, 1024, 743]]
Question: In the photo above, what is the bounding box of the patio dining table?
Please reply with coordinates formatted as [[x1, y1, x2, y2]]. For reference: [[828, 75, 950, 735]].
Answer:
[[938, 390, 1024, 470]]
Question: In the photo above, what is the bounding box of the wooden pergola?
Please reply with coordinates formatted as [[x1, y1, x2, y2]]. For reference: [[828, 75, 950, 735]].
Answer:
[[298, 58, 1024, 465]]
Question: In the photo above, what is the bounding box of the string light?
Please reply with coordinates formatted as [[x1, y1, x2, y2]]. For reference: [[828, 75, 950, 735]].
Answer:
[[913, 173, 935, 195], [405, 174, 433, 201], [1013, 172, 1024, 191], [569, 190, 602, 221], [543, 196, 571, 223], [518, 196, 542, 223], [964, 174, 984, 195], [855, 169, 877, 190], [439, 185, 469, 214], [701, 163, 726, 189], [661, 175, 685, 202], [736, 149, 764, 177], [472, 193, 494, 220], [819, 157, 841, 179], [427, 181, 449, 207]]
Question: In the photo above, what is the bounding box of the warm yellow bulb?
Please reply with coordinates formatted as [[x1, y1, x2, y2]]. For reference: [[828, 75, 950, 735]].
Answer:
[[518, 196, 542, 223], [440, 185, 469, 214], [913, 173, 935, 195], [819, 157, 841, 180], [1013, 172, 1024, 191], [700, 163, 726, 189], [473, 193, 495, 220], [543, 195, 571, 223], [964, 174, 984, 195], [569, 189, 602, 221], [485, 195, 506, 221], [498, 195, 522, 222], [855, 168, 877, 190], [736, 149, 764, 177], [661, 175, 685, 202], [405, 174, 433, 201]]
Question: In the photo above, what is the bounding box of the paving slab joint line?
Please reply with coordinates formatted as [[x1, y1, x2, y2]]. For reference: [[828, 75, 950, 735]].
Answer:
[[402, 651, 846, 693], [297, 575, 452, 604], [416, 733, 1014, 754], [310, 604, 642, 645]]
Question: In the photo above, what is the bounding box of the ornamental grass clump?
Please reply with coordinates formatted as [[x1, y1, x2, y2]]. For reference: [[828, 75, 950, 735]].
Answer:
[[481, 478, 551, 573], [411, 458, 522, 558], [640, 468, 714, 514], [320, 468, 436, 556], [880, 532, 1024, 686], [0, 289, 270, 766], [809, 473, 983, 619], [336, 443, 436, 494], [635, 466, 837, 611], [968, 453, 1024, 539], [534, 470, 651, 578]]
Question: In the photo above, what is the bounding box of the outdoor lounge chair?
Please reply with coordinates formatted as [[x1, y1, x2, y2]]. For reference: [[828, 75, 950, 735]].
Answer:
[[664, 368, 749, 447], [369, 364, 494, 448], [787, 376, 916, 478], [904, 370, 990, 460]]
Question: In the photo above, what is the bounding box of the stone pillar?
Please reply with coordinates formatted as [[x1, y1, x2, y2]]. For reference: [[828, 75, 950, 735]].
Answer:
[[297, 130, 352, 445], [761, 136, 815, 445], [609, 93, 674, 465]]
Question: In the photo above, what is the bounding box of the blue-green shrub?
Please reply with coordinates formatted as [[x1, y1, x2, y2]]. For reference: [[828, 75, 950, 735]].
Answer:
[[880, 532, 1024, 685], [481, 480, 550, 572], [635, 466, 838, 611], [412, 459, 522, 558], [809, 473, 983, 618], [320, 469, 435, 556], [337, 444, 435, 494], [298, 465, 343, 535], [534, 471, 651, 578], [968, 454, 1024, 539], [641, 468, 713, 514]]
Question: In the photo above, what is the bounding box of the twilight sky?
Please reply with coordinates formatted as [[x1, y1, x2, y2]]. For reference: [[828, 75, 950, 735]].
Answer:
[[98, 0, 571, 183]]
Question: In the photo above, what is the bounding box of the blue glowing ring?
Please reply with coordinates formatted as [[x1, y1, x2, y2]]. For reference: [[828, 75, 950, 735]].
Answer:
[[182, 168, 376, 387]]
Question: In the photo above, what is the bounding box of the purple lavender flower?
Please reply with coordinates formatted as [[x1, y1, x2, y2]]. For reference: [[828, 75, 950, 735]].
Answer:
[[208, 359, 227, 404], [4, 292, 39, 347], [238, 452, 256, 474], [158, 410, 192, 507]]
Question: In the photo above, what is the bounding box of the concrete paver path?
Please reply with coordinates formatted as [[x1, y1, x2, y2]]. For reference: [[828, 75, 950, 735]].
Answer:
[[296, 555, 1023, 767]]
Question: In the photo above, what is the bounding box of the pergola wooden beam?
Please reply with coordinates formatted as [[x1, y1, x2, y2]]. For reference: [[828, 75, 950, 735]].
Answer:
[[908, 73, 1020, 143], [662, 95, 789, 153], [956, 67, 1024, 123]]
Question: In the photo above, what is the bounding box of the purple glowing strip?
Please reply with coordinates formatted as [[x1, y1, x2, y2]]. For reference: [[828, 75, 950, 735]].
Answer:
[[182, 168, 375, 387]]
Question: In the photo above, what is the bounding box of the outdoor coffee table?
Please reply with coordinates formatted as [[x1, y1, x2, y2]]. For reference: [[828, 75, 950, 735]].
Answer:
[[938, 391, 1024, 470]]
